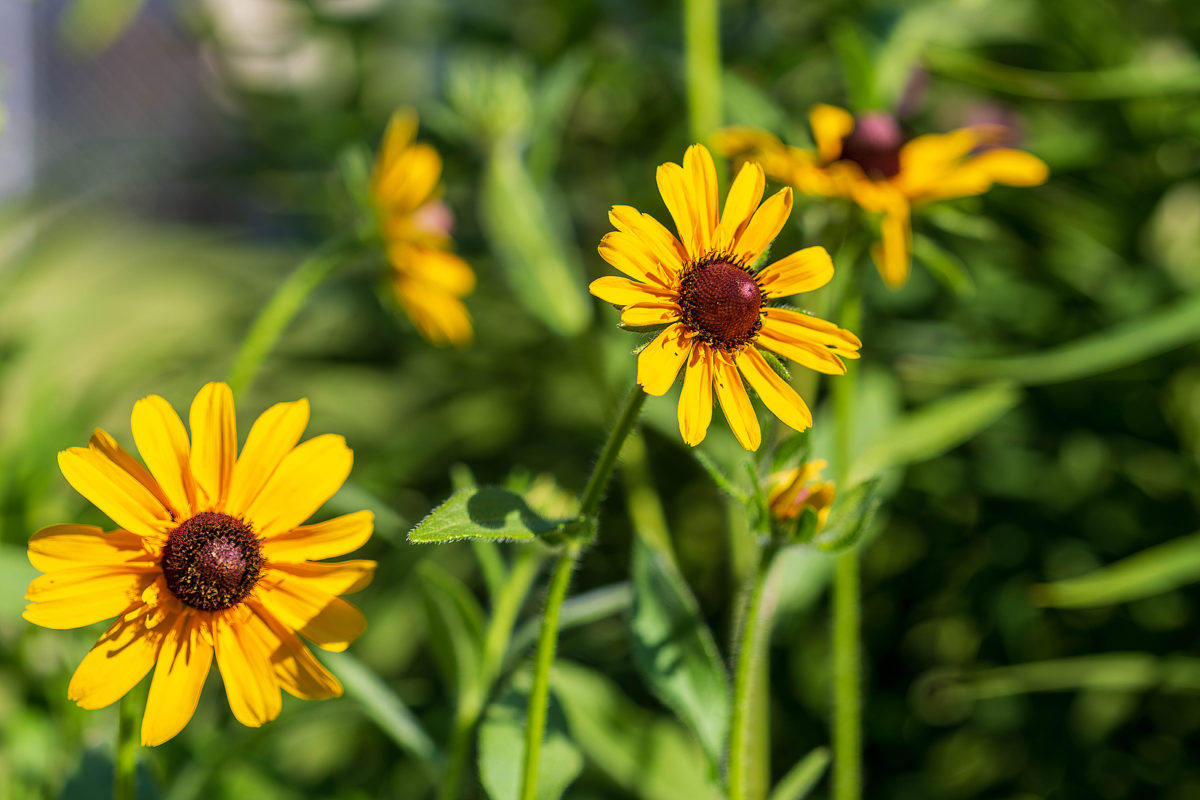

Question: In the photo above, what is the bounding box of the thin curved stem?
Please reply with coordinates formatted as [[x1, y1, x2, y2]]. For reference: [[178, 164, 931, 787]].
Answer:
[[227, 237, 358, 399], [114, 692, 138, 800], [578, 385, 648, 519], [727, 542, 780, 800]]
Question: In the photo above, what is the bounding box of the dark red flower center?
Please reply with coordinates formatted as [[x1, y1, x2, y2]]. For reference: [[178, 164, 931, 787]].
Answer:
[[837, 112, 905, 179], [678, 258, 764, 350], [161, 512, 263, 611]]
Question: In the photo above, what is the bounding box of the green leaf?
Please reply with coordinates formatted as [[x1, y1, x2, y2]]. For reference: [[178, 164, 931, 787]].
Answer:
[[630, 538, 730, 770], [756, 347, 792, 382], [771, 430, 812, 473], [408, 487, 566, 544], [324, 652, 438, 767], [913, 234, 974, 296], [905, 291, 1200, 386], [552, 661, 724, 800], [850, 383, 1021, 483], [830, 21, 878, 110], [814, 478, 882, 552], [936, 654, 1200, 702], [768, 747, 831, 800], [479, 678, 583, 800], [415, 562, 484, 694], [1031, 532, 1200, 608]]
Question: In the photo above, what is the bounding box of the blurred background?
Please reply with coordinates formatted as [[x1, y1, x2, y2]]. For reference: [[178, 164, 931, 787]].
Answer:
[[3, 0, 1200, 798]]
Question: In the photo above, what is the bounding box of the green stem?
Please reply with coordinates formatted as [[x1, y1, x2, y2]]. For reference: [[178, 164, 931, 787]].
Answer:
[[727, 541, 780, 800], [518, 384, 646, 800], [114, 692, 138, 800], [227, 237, 357, 398], [684, 0, 722, 144]]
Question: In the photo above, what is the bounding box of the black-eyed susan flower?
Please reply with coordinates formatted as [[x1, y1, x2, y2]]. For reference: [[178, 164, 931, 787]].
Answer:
[[24, 382, 374, 746], [371, 110, 474, 346], [590, 144, 861, 451], [767, 459, 835, 531], [716, 104, 1049, 287]]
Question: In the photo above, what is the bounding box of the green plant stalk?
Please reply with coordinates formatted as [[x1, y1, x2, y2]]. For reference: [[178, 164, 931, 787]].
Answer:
[[832, 287, 862, 800], [114, 692, 138, 800], [684, 0, 722, 144], [518, 385, 646, 800], [728, 541, 781, 800], [440, 549, 543, 800], [227, 237, 358, 398]]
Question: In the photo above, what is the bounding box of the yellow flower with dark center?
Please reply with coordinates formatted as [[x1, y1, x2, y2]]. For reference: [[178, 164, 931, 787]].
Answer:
[[590, 144, 861, 450], [716, 104, 1049, 287], [371, 110, 474, 346], [767, 459, 836, 531], [23, 382, 375, 746]]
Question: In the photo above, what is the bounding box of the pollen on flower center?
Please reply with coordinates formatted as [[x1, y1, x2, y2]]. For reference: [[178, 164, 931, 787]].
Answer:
[[161, 512, 264, 612], [678, 258, 764, 349], [837, 112, 905, 179]]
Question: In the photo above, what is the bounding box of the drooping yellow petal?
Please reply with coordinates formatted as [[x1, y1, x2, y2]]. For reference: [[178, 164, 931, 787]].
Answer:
[[394, 275, 475, 347], [755, 246, 834, 298], [589, 276, 676, 307], [712, 356, 761, 451], [24, 566, 156, 630], [243, 434, 353, 539], [214, 612, 281, 728], [620, 303, 680, 328], [810, 104, 855, 163], [757, 326, 849, 375], [142, 614, 214, 746], [69, 611, 169, 710], [250, 604, 342, 699], [715, 162, 765, 251], [608, 206, 686, 272], [260, 511, 375, 562], [89, 429, 174, 514], [226, 399, 310, 516], [189, 382, 237, 512], [735, 348, 813, 433], [58, 446, 173, 538], [375, 141, 443, 213], [732, 188, 793, 266], [871, 201, 912, 288], [637, 323, 693, 396], [256, 581, 367, 653], [399, 248, 476, 296], [28, 525, 150, 572], [915, 148, 1049, 201], [762, 309, 863, 355], [656, 161, 698, 255], [269, 560, 377, 596], [599, 233, 672, 288], [678, 344, 714, 446], [131, 395, 196, 520], [683, 144, 719, 252]]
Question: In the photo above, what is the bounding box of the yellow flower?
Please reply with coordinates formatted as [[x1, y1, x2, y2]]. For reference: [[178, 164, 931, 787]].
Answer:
[[716, 104, 1049, 287], [371, 110, 475, 346], [767, 459, 836, 531], [23, 382, 375, 746], [590, 144, 861, 451]]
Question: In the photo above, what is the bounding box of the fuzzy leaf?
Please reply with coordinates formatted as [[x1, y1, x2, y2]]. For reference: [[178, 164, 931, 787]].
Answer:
[[479, 678, 582, 800], [408, 487, 566, 543]]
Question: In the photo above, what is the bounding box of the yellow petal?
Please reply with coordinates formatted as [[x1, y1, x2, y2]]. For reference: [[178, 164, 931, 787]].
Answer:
[[256, 581, 366, 653], [58, 446, 172, 538], [375, 141, 443, 213], [757, 326, 849, 375], [373, 109, 418, 180], [142, 614, 214, 746], [755, 246, 834, 298], [260, 510, 375, 562], [270, 560, 377, 596], [89, 429, 174, 514], [394, 276, 474, 347], [243, 434, 353, 538], [735, 348, 813, 433], [733, 188, 793, 266], [214, 612, 281, 728], [712, 357, 761, 451], [589, 276, 675, 307], [656, 161, 698, 255], [620, 303, 680, 327], [683, 144, 718, 252], [810, 104, 855, 163], [872, 202, 912, 288], [599, 232, 673, 287], [608, 206, 686, 272], [226, 399, 311, 515], [400, 249, 476, 296], [762, 308, 862, 355], [715, 162, 765, 251], [69, 611, 168, 710], [28, 525, 150, 573], [131, 395, 196, 520], [637, 323, 693, 396], [24, 567, 156, 630], [916, 148, 1049, 201], [678, 345, 714, 446], [250, 604, 342, 699], [189, 382, 237, 512]]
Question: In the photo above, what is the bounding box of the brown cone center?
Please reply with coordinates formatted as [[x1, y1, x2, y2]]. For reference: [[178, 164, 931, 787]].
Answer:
[[679, 260, 763, 349], [161, 512, 263, 611], [837, 112, 904, 179]]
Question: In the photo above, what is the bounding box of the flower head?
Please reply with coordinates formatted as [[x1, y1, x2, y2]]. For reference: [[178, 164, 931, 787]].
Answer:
[[24, 383, 375, 746], [767, 459, 835, 532], [716, 104, 1049, 287], [590, 144, 861, 450], [371, 110, 474, 346]]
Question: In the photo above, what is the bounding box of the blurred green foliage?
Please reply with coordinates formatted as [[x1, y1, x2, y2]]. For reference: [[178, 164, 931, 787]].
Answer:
[[4, 0, 1200, 798]]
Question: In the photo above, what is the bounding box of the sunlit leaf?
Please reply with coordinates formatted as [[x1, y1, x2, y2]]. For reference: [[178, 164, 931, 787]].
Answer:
[[415, 561, 484, 694], [325, 652, 438, 767], [408, 487, 567, 544], [479, 678, 582, 800], [768, 747, 831, 800]]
